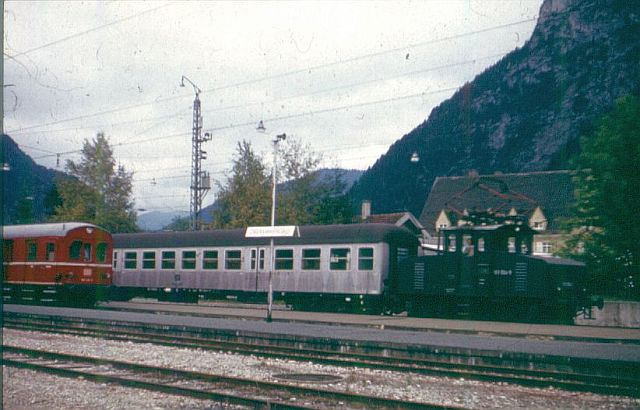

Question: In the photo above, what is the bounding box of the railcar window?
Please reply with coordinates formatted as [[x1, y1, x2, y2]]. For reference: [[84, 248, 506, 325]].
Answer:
[[251, 249, 265, 270], [397, 248, 409, 262], [69, 241, 82, 259], [447, 234, 457, 252], [97, 243, 108, 263], [462, 235, 473, 256], [46, 243, 55, 261], [302, 248, 321, 270], [27, 241, 37, 261], [3, 240, 14, 262], [508, 237, 516, 253], [477, 237, 485, 252], [330, 248, 350, 270], [225, 250, 242, 270], [275, 249, 294, 270], [113, 251, 118, 269], [161, 251, 176, 269], [124, 252, 137, 269], [182, 251, 196, 269], [83, 243, 92, 261], [203, 250, 218, 269], [358, 248, 374, 270], [143, 251, 156, 269]]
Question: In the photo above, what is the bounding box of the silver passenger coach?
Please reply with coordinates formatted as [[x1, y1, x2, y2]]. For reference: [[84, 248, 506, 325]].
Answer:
[[111, 224, 418, 312]]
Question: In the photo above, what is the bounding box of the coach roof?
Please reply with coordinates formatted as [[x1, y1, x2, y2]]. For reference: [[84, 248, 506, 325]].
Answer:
[[113, 223, 418, 249], [3, 222, 104, 239]]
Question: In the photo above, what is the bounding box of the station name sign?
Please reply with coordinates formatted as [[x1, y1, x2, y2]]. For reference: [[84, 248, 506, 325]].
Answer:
[[245, 225, 299, 238]]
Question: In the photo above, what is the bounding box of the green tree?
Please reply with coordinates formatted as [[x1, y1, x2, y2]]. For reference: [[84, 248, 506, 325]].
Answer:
[[211, 141, 271, 228], [562, 95, 640, 298], [211, 138, 354, 228], [51, 133, 137, 233]]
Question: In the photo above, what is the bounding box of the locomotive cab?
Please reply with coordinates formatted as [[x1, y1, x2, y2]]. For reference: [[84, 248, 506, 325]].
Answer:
[[400, 222, 591, 323]]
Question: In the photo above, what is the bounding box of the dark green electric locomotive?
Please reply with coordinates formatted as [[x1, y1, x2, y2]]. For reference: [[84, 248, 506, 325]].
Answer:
[[396, 223, 594, 323]]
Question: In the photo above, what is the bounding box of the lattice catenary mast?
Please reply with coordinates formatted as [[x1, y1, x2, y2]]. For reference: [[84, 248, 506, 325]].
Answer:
[[181, 76, 211, 230]]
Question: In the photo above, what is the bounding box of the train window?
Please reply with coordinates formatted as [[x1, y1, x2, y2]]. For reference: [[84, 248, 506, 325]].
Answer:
[[275, 249, 294, 270], [462, 235, 473, 257], [358, 248, 374, 270], [397, 248, 409, 263], [27, 241, 38, 261], [143, 251, 156, 269], [83, 243, 92, 261], [225, 250, 241, 270], [97, 243, 108, 263], [203, 250, 218, 269], [302, 249, 321, 270], [330, 248, 350, 271], [161, 251, 176, 269], [69, 241, 82, 259], [46, 243, 55, 261], [477, 237, 485, 253], [113, 251, 118, 269], [182, 251, 196, 270], [124, 252, 137, 269], [3, 240, 13, 262], [447, 234, 457, 252], [508, 237, 516, 253]]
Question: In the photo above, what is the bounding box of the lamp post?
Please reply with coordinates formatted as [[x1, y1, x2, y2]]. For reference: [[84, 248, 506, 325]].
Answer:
[[258, 121, 286, 322]]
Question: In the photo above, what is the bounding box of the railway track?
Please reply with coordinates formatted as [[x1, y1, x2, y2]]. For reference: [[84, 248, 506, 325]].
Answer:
[[3, 345, 454, 410], [4, 313, 639, 398]]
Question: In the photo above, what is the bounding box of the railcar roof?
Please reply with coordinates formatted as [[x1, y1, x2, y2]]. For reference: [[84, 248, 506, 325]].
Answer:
[[113, 224, 418, 249], [440, 223, 535, 233], [2, 222, 103, 239]]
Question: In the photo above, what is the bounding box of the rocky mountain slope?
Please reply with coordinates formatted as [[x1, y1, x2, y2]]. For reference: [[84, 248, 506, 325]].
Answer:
[[349, 0, 640, 215], [1, 134, 66, 224]]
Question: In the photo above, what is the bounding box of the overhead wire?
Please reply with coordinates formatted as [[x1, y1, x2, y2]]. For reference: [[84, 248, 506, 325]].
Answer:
[[6, 16, 536, 135]]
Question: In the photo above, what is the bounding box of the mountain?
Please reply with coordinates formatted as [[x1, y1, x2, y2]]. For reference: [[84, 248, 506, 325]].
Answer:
[[195, 168, 363, 226], [1, 134, 67, 225], [137, 210, 189, 231], [349, 0, 640, 216]]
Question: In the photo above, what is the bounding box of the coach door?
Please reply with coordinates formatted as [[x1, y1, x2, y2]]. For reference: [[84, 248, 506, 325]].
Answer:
[[251, 248, 268, 291]]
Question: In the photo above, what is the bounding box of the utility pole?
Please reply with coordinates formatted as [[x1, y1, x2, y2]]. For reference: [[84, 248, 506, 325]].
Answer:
[[181, 76, 211, 230]]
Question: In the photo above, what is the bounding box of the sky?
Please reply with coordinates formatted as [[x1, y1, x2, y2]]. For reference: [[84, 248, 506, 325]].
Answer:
[[3, 0, 543, 214]]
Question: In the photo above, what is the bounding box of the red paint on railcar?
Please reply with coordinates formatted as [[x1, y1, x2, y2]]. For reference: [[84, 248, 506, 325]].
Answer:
[[2, 223, 113, 305]]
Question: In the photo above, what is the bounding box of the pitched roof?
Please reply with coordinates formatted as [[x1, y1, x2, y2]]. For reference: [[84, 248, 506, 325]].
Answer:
[[419, 170, 576, 234]]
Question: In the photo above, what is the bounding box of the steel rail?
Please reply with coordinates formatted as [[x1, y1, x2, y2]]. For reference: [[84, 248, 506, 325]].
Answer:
[[4, 315, 639, 398], [3, 345, 456, 410]]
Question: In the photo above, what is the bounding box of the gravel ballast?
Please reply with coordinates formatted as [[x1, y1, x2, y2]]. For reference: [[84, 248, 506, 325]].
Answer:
[[3, 329, 638, 409]]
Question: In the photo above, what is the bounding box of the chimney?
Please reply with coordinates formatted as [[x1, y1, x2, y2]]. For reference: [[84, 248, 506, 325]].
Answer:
[[361, 200, 371, 221]]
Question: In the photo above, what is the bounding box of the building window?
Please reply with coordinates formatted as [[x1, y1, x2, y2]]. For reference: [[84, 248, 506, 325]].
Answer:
[[330, 248, 350, 270], [27, 241, 37, 261], [358, 247, 374, 270], [124, 252, 137, 269], [203, 250, 218, 270], [182, 250, 196, 270], [143, 251, 156, 269], [69, 241, 82, 260], [302, 248, 321, 270], [161, 251, 176, 269], [46, 242, 56, 261], [533, 221, 545, 230], [542, 242, 553, 254], [275, 249, 294, 270], [225, 250, 242, 270]]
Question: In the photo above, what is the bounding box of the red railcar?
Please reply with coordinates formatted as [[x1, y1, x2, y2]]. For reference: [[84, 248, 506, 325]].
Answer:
[[2, 222, 112, 306]]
